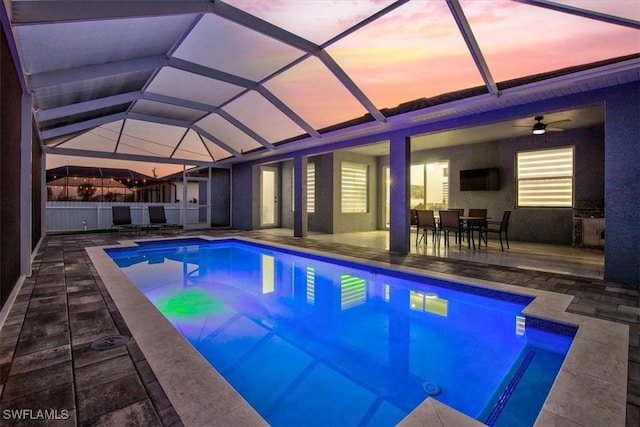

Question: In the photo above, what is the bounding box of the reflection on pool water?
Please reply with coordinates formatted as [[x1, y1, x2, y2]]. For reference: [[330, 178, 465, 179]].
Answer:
[[106, 238, 576, 427]]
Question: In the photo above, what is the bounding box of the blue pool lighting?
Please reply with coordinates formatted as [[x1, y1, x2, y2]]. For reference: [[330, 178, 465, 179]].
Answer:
[[106, 238, 576, 426]]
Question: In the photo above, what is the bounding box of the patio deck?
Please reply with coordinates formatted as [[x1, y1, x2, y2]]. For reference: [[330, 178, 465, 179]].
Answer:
[[0, 229, 637, 426]]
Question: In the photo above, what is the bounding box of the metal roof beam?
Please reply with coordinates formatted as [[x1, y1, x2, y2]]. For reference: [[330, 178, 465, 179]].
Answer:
[[36, 91, 141, 121], [11, 1, 321, 53], [192, 124, 242, 157], [126, 112, 195, 128], [41, 112, 127, 140], [323, 0, 411, 47], [160, 60, 319, 137], [256, 87, 321, 138], [43, 110, 242, 158], [210, 1, 320, 54], [513, 0, 640, 30], [29, 55, 167, 89], [216, 110, 275, 150], [43, 146, 213, 167], [10, 0, 211, 24], [142, 92, 219, 113], [32, 53, 317, 139], [446, 0, 499, 97], [129, 111, 272, 151], [142, 93, 273, 149], [168, 129, 191, 159], [209, 2, 388, 125], [318, 51, 386, 122], [168, 57, 256, 88], [127, 113, 242, 158]]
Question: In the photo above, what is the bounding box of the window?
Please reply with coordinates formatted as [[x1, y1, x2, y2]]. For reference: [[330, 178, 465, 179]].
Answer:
[[341, 162, 367, 213], [410, 161, 449, 210], [307, 162, 315, 213], [517, 147, 573, 207], [291, 163, 315, 213]]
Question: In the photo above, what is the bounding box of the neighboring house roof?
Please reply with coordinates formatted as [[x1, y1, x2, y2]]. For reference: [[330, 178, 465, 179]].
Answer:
[[46, 166, 157, 189]]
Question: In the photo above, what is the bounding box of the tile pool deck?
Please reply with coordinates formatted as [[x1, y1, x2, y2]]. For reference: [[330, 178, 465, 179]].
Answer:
[[0, 229, 638, 426]]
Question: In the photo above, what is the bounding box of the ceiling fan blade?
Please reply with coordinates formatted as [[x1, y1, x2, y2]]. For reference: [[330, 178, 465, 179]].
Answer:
[[546, 127, 565, 132], [512, 125, 531, 128], [545, 119, 571, 126]]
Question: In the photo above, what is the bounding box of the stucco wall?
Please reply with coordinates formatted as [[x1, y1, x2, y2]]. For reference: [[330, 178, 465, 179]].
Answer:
[[231, 163, 254, 230], [211, 168, 230, 227], [32, 128, 42, 250], [603, 82, 640, 286], [280, 160, 294, 229], [309, 154, 334, 233], [332, 151, 378, 234]]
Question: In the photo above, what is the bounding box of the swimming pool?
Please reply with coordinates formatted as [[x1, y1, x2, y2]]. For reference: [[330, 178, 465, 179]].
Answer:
[[105, 237, 577, 426]]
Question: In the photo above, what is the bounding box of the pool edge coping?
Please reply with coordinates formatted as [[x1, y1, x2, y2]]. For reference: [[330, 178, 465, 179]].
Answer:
[[86, 235, 629, 427]]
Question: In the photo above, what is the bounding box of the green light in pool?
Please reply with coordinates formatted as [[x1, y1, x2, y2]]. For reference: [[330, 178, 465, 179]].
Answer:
[[156, 288, 225, 319]]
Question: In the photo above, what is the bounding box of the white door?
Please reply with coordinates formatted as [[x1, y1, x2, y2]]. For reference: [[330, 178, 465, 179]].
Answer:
[[261, 167, 278, 227], [182, 172, 211, 230], [384, 166, 390, 229]]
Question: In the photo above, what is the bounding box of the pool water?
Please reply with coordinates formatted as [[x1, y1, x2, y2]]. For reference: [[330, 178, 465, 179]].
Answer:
[[106, 238, 575, 426]]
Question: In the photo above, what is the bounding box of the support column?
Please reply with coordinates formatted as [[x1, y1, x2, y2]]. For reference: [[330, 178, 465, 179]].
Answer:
[[41, 150, 47, 238], [293, 154, 308, 237], [20, 93, 32, 276], [181, 166, 187, 228], [389, 135, 410, 253], [604, 84, 640, 286]]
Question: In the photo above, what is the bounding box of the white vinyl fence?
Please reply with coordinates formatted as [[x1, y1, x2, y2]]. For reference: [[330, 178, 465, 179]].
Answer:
[[46, 202, 196, 233]]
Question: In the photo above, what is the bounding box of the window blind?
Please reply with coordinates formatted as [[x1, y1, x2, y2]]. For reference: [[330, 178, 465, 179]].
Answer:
[[517, 147, 573, 207], [307, 163, 315, 213], [291, 163, 315, 213], [341, 162, 367, 213]]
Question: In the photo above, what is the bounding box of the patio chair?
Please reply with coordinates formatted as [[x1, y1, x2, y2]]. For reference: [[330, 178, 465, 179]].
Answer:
[[148, 205, 180, 233], [410, 208, 418, 240], [448, 208, 466, 243], [111, 206, 141, 235], [439, 210, 463, 248], [416, 210, 438, 245], [480, 210, 511, 251]]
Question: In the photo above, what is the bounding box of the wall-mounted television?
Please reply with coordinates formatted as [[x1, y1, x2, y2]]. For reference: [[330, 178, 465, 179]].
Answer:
[[459, 167, 500, 191]]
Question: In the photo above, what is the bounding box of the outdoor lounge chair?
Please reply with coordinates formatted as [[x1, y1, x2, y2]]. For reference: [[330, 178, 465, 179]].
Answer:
[[148, 206, 180, 233], [111, 206, 141, 235]]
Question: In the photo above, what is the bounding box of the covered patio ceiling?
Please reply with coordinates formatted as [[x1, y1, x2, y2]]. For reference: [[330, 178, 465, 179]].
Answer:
[[4, 0, 639, 167]]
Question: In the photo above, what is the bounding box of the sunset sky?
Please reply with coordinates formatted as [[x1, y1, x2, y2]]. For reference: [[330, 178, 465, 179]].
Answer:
[[46, 0, 639, 177]]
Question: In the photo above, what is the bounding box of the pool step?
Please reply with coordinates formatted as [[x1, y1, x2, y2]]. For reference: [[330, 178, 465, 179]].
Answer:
[[483, 350, 536, 426]]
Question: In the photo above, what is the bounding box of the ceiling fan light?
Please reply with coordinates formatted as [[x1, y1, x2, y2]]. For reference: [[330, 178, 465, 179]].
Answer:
[[532, 122, 546, 134]]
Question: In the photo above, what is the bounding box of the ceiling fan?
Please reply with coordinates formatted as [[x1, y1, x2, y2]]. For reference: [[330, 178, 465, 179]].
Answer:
[[514, 115, 571, 135]]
